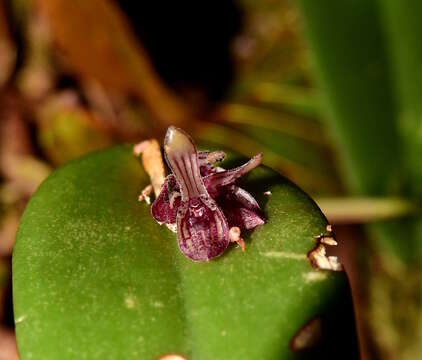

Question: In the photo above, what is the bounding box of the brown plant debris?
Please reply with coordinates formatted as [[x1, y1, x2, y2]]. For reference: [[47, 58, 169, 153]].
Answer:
[[0, 2, 17, 87], [315, 224, 337, 245], [308, 224, 342, 271], [319, 236, 337, 246], [37, 0, 190, 126], [133, 139, 166, 197], [229, 226, 246, 251], [308, 244, 342, 271], [138, 184, 153, 204]]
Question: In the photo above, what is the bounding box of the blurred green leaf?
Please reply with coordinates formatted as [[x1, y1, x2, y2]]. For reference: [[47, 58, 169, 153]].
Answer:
[[217, 103, 324, 144], [37, 92, 113, 165], [316, 197, 417, 224], [298, 0, 400, 195], [248, 83, 321, 118], [378, 1, 422, 197], [13, 146, 356, 359], [297, 1, 422, 357], [192, 122, 339, 193]]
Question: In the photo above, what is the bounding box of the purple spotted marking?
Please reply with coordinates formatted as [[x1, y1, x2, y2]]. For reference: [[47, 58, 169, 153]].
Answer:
[[151, 126, 265, 261]]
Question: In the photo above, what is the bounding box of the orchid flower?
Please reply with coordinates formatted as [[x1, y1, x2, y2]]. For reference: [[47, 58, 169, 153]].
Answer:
[[151, 126, 265, 261]]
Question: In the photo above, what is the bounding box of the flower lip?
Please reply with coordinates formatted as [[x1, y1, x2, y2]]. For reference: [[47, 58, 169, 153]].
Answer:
[[177, 197, 230, 261]]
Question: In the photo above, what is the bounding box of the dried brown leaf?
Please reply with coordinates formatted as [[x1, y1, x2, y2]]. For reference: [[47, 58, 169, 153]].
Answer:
[[36, 0, 190, 126], [0, 327, 19, 360], [0, 3, 16, 87]]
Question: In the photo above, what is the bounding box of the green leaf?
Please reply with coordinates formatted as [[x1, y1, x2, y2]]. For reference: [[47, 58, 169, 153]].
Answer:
[[13, 146, 356, 359], [297, 0, 400, 195], [297, 1, 422, 357], [193, 123, 339, 194], [378, 0, 422, 197]]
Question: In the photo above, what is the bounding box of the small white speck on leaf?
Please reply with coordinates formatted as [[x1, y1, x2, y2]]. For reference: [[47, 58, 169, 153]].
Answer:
[[152, 301, 164, 308], [262, 251, 307, 260], [302, 271, 328, 283], [15, 315, 26, 324], [124, 295, 138, 309]]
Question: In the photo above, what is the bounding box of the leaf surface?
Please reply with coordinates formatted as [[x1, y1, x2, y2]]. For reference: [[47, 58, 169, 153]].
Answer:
[[13, 146, 356, 359]]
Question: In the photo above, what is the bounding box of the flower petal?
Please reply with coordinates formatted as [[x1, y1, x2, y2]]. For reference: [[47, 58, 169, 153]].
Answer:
[[216, 186, 265, 231], [164, 127, 208, 200], [229, 186, 261, 211], [151, 175, 181, 225], [204, 153, 263, 196], [198, 151, 226, 176], [222, 206, 265, 231], [177, 197, 230, 261]]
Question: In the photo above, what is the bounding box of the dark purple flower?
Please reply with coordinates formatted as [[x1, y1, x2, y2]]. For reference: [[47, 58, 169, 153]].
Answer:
[[151, 126, 265, 261]]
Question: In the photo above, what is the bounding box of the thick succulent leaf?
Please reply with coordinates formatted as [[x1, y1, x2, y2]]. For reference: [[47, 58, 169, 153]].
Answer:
[[13, 146, 357, 359]]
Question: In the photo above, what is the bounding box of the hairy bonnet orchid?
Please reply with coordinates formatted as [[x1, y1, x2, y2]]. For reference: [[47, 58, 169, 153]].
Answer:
[[151, 126, 265, 261]]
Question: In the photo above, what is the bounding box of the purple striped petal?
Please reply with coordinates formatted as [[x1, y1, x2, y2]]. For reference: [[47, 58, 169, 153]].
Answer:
[[151, 174, 181, 225], [164, 127, 230, 261], [216, 186, 265, 231], [204, 153, 263, 196], [177, 197, 229, 261], [164, 127, 208, 200], [230, 186, 261, 211], [220, 206, 264, 231]]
